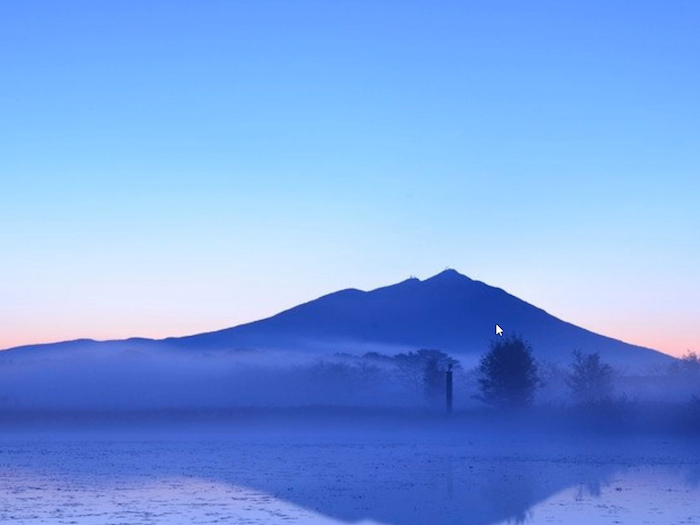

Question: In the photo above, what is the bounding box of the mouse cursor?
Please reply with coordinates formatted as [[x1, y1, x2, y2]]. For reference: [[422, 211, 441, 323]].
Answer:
[[495, 324, 503, 336]]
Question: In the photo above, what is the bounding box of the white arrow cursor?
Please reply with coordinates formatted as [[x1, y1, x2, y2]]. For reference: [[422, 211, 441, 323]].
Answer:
[[495, 324, 503, 336]]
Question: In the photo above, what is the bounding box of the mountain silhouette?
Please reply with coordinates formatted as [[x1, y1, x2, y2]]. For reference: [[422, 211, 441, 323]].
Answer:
[[3, 270, 671, 369]]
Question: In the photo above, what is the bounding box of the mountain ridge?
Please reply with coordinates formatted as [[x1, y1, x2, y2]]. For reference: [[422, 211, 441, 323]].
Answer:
[[2, 270, 672, 370]]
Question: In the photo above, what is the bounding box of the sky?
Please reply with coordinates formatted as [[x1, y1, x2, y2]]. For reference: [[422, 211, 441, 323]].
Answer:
[[1, 1, 698, 357]]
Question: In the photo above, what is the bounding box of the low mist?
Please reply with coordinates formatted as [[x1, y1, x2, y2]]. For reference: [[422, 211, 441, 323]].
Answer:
[[0, 343, 698, 436]]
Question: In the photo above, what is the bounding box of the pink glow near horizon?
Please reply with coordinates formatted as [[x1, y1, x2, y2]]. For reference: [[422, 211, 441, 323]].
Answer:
[[2, 310, 692, 359]]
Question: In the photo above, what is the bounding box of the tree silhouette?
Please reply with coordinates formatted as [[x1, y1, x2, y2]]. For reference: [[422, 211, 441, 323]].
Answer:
[[365, 349, 460, 402], [670, 351, 700, 377], [477, 335, 539, 408], [566, 350, 614, 405]]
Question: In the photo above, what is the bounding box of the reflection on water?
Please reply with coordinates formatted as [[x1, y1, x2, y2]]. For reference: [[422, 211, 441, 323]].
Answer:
[[496, 466, 700, 525], [0, 433, 699, 525]]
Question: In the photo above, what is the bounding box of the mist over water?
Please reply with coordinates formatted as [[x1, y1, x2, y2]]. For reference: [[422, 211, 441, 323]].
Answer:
[[0, 342, 697, 416], [0, 340, 698, 523]]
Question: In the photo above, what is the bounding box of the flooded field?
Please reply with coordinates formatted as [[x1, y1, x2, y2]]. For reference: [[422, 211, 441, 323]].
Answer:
[[1, 419, 699, 525], [493, 466, 700, 525]]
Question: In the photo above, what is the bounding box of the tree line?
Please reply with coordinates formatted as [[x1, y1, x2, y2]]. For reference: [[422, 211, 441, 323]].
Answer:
[[358, 335, 699, 410]]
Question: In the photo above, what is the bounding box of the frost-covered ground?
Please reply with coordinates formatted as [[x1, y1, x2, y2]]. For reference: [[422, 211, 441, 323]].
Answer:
[[1, 413, 699, 524]]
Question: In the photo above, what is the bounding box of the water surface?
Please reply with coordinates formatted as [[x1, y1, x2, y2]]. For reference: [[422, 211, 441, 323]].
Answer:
[[1, 428, 698, 524]]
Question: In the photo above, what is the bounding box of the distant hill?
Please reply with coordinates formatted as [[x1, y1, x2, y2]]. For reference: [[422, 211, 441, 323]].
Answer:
[[3, 270, 672, 371]]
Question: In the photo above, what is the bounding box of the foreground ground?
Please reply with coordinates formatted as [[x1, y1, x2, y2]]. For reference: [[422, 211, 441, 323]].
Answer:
[[1, 410, 699, 524]]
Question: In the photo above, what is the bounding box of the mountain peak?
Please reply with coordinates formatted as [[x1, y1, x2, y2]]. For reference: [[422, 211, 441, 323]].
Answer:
[[424, 269, 471, 282]]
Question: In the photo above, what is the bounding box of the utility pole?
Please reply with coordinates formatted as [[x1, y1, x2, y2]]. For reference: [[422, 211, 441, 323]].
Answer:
[[446, 363, 453, 413]]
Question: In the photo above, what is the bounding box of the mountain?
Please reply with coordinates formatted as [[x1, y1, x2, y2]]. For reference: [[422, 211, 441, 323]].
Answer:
[[3, 270, 672, 370]]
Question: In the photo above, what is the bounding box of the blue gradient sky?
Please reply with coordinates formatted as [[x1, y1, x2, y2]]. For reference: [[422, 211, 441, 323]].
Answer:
[[1, 1, 698, 356]]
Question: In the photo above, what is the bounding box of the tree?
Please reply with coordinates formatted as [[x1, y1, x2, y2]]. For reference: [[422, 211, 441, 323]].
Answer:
[[369, 349, 460, 402], [669, 351, 700, 404], [566, 350, 614, 405], [418, 350, 454, 401], [670, 351, 700, 377], [477, 335, 540, 408]]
